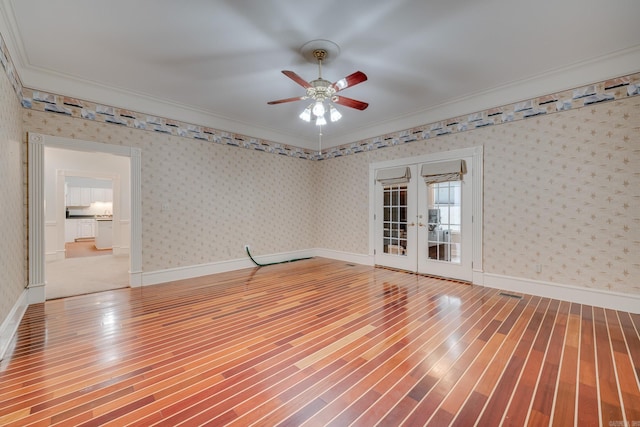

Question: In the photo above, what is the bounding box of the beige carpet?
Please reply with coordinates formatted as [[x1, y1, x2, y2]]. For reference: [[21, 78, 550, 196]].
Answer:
[[46, 254, 130, 300]]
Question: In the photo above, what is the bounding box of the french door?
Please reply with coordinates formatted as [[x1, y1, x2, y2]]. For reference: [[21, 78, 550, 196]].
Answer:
[[375, 158, 473, 282]]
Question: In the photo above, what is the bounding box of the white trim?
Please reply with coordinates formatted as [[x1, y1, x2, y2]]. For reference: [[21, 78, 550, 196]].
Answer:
[[27, 133, 142, 301], [141, 249, 316, 286], [138, 248, 640, 313], [55, 169, 123, 260], [312, 248, 374, 266], [45, 250, 65, 262], [482, 272, 640, 314], [27, 282, 45, 304], [368, 146, 483, 275], [0, 288, 28, 361], [141, 249, 372, 287], [28, 133, 45, 299]]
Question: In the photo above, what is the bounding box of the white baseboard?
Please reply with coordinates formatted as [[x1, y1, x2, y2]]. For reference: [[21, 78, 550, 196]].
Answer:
[[45, 250, 65, 262], [28, 282, 46, 304], [0, 288, 28, 361], [482, 272, 640, 314], [140, 251, 640, 313], [312, 248, 374, 266], [141, 248, 317, 286], [113, 246, 129, 256], [36, 246, 640, 314]]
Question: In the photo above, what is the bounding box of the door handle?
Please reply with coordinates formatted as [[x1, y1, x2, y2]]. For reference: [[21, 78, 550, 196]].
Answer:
[[418, 222, 426, 227], [408, 222, 416, 227]]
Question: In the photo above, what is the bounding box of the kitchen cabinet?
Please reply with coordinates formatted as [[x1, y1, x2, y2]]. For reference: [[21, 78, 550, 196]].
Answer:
[[66, 187, 91, 206], [95, 219, 113, 249], [65, 218, 95, 242], [78, 219, 95, 238], [91, 187, 113, 203]]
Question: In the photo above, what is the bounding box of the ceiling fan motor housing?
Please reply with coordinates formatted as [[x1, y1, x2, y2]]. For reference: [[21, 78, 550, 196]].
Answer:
[[307, 78, 335, 101]]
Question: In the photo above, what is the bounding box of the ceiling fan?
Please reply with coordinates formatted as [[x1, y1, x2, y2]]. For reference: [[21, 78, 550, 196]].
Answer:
[[267, 40, 368, 126]]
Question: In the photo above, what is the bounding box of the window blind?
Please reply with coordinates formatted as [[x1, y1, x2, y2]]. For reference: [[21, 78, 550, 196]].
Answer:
[[375, 166, 411, 185], [420, 160, 466, 184]]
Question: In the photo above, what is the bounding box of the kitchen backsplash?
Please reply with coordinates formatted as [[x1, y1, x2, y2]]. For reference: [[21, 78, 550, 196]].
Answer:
[[67, 202, 113, 217]]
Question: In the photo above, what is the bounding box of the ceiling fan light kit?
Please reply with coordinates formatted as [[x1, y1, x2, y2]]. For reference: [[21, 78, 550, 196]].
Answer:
[[268, 39, 368, 129]]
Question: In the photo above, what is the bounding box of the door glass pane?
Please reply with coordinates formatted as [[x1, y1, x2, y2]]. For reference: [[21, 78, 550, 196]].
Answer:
[[382, 184, 408, 256], [427, 180, 461, 263]]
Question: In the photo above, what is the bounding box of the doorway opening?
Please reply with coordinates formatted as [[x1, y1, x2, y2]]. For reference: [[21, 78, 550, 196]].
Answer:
[[44, 149, 130, 299], [27, 133, 142, 304]]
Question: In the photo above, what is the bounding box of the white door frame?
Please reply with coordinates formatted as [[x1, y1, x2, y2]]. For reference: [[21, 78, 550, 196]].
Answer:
[[369, 146, 483, 283], [27, 132, 143, 304], [53, 170, 121, 261]]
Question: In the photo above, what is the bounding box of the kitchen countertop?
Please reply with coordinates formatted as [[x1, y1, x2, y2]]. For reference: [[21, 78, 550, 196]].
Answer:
[[67, 215, 113, 219]]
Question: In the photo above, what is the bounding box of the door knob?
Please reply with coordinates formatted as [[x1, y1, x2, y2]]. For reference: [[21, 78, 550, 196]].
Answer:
[[408, 222, 416, 227], [419, 222, 425, 227]]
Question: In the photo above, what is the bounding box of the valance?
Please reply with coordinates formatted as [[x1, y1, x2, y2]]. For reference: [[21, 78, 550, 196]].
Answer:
[[420, 160, 466, 184], [375, 167, 411, 185]]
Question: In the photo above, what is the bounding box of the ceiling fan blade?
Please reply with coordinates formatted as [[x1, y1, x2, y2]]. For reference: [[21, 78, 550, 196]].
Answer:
[[331, 71, 367, 92], [333, 95, 369, 110], [267, 96, 307, 105], [282, 70, 312, 89]]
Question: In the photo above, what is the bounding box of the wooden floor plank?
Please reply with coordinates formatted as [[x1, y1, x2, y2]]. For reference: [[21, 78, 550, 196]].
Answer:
[[551, 302, 582, 427], [526, 300, 570, 426], [594, 307, 624, 425], [0, 258, 638, 426], [577, 305, 601, 426]]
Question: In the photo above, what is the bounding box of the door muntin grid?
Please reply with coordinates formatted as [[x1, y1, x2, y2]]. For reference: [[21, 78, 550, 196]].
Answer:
[[383, 184, 408, 256], [427, 180, 461, 263]]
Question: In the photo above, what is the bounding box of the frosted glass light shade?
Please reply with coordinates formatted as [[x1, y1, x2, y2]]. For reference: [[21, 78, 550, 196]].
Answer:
[[330, 105, 342, 122], [299, 106, 312, 122], [312, 101, 325, 117]]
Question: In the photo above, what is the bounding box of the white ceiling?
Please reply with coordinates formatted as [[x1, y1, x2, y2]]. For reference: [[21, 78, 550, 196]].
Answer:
[[1, 0, 639, 151]]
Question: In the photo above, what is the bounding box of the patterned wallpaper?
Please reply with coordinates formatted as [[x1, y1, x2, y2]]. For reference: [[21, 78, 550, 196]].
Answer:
[[22, 110, 316, 272], [0, 49, 26, 326], [316, 96, 640, 295]]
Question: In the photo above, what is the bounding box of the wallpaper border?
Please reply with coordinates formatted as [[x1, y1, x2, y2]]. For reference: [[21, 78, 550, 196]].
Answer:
[[1, 30, 639, 162]]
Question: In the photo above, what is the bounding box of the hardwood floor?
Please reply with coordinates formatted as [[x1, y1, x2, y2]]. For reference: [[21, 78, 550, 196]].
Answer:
[[1, 258, 639, 426]]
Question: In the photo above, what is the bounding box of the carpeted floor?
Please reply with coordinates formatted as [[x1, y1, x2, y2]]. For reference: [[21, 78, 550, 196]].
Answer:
[[46, 254, 129, 300]]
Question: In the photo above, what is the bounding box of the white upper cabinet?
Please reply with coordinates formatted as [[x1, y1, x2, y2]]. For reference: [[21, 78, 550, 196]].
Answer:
[[67, 186, 113, 206], [66, 187, 91, 206], [91, 187, 113, 203]]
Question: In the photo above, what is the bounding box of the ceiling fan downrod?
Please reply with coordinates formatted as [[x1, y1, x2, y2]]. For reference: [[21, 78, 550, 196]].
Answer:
[[313, 49, 327, 79]]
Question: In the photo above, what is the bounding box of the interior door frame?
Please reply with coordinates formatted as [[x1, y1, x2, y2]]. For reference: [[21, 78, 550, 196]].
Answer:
[[53, 170, 121, 261], [369, 146, 483, 282], [27, 132, 142, 304]]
